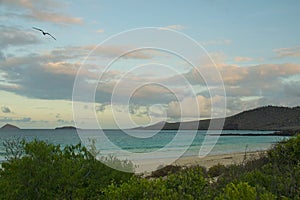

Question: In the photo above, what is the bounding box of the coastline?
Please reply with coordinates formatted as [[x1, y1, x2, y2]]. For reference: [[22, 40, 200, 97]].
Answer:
[[174, 150, 266, 169], [136, 150, 267, 173]]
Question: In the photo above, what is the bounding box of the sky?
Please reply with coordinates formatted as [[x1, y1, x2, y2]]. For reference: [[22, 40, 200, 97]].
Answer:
[[0, 0, 300, 129]]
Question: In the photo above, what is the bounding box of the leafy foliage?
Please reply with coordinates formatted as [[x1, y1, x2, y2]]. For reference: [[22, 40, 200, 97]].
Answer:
[[104, 166, 209, 200], [2, 136, 25, 160], [0, 140, 133, 200], [207, 163, 226, 177], [239, 135, 300, 198], [215, 182, 276, 200], [148, 165, 183, 178]]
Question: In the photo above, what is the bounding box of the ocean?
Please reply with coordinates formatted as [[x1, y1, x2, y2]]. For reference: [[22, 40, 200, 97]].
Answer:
[[0, 129, 287, 156], [0, 129, 288, 162]]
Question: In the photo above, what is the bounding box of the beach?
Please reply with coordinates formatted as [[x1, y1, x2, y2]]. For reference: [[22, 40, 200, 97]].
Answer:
[[136, 150, 266, 173], [174, 151, 266, 169]]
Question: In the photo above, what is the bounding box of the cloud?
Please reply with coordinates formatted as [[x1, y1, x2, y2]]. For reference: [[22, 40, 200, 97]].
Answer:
[[1, 106, 11, 113], [0, 117, 31, 123], [26, 10, 83, 25], [0, 25, 41, 49], [96, 103, 108, 113], [96, 29, 105, 33], [56, 119, 74, 124], [90, 45, 157, 59], [0, 51, 5, 61], [0, 55, 77, 100], [43, 45, 157, 61], [1, 37, 300, 123], [201, 39, 231, 46], [273, 45, 300, 58], [166, 95, 227, 120], [234, 56, 253, 62], [282, 79, 300, 97], [2, 0, 83, 25], [2, 46, 300, 112], [160, 25, 187, 31], [0, 46, 158, 103], [166, 62, 300, 105], [185, 62, 300, 86]]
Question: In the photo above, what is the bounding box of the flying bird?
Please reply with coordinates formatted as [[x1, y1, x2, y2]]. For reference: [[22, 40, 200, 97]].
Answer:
[[32, 27, 56, 40]]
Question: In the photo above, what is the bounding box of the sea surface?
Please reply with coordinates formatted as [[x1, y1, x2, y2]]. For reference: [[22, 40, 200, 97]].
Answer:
[[0, 129, 289, 163]]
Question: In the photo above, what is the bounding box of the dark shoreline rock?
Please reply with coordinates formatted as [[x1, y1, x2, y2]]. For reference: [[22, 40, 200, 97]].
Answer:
[[0, 124, 20, 130], [55, 126, 77, 130]]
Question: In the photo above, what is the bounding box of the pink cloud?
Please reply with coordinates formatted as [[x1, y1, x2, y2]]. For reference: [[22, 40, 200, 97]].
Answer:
[[2, 0, 83, 25], [160, 25, 187, 31], [273, 45, 300, 58], [201, 39, 231, 46], [234, 56, 253, 62]]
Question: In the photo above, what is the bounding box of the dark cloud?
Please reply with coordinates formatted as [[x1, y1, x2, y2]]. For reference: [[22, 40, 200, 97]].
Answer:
[[283, 80, 300, 97], [0, 51, 5, 61], [0, 25, 41, 49], [1, 106, 11, 113], [56, 119, 74, 124], [0, 55, 77, 100]]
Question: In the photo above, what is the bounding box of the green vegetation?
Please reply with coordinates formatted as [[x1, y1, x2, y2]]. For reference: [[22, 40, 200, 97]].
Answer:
[[215, 182, 276, 200], [0, 139, 133, 199], [0, 134, 299, 199], [104, 166, 209, 200]]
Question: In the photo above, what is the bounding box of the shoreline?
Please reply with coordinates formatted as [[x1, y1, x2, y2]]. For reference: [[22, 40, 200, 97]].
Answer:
[[174, 150, 266, 169], [136, 150, 267, 173]]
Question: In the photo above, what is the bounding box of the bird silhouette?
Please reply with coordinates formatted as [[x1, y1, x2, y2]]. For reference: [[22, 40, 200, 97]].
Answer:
[[32, 27, 56, 40]]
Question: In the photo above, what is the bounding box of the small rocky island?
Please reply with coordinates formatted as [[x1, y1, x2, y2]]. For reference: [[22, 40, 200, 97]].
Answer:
[[0, 124, 20, 130], [55, 126, 77, 130]]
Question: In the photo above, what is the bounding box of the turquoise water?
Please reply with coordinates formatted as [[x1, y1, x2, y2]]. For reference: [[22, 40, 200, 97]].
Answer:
[[0, 129, 289, 162]]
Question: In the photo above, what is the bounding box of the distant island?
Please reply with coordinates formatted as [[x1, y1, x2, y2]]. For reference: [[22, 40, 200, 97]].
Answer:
[[55, 126, 78, 130], [137, 106, 300, 135], [0, 124, 20, 130]]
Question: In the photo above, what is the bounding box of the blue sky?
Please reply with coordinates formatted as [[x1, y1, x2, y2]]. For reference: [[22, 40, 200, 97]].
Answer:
[[1, 0, 300, 128]]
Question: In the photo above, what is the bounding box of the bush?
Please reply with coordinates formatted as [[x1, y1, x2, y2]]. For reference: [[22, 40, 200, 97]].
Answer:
[[0, 140, 133, 200], [268, 134, 300, 166], [104, 176, 178, 200], [215, 182, 276, 200], [241, 162, 300, 198], [165, 166, 209, 199], [149, 165, 183, 178], [208, 163, 226, 177], [104, 166, 209, 200]]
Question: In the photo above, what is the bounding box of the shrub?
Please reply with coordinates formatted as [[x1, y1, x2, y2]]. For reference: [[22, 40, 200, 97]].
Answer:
[[104, 177, 178, 200], [268, 134, 300, 167], [165, 166, 209, 199], [208, 163, 226, 177], [0, 140, 133, 200], [104, 166, 209, 200], [149, 165, 183, 178], [215, 182, 276, 200]]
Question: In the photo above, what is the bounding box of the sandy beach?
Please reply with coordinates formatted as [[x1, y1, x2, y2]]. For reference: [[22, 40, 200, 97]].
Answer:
[[174, 151, 266, 169], [136, 151, 266, 173]]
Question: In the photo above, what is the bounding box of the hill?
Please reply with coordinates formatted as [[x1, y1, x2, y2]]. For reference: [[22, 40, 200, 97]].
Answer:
[[138, 106, 300, 131], [0, 124, 20, 130]]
